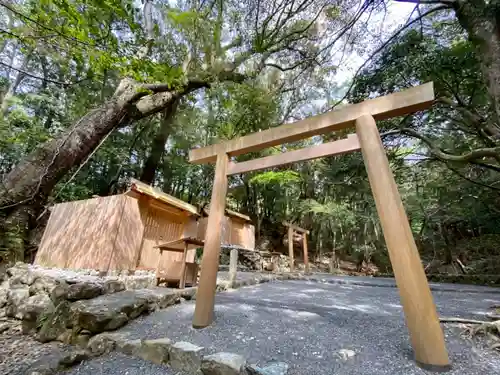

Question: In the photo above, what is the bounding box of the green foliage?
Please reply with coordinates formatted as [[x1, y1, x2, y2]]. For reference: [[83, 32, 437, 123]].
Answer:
[[249, 171, 301, 186]]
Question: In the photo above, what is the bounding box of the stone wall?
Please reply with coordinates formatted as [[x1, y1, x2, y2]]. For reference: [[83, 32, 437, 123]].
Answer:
[[219, 246, 262, 271], [0, 263, 170, 345]]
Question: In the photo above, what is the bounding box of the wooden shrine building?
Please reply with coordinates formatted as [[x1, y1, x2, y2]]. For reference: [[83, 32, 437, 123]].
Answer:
[[35, 179, 255, 284]]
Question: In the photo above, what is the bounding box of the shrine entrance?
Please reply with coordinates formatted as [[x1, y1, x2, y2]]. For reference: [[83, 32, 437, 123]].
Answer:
[[188, 82, 451, 371]]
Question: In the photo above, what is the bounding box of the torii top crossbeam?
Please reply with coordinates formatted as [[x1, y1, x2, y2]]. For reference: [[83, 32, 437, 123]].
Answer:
[[188, 82, 451, 371], [189, 82, 433, 164]]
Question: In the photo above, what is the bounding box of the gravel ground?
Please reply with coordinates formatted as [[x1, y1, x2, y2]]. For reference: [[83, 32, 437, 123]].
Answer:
[[63, 352, 187, 375], [108, 279, 500, 375], [0, 319, 71, 375]]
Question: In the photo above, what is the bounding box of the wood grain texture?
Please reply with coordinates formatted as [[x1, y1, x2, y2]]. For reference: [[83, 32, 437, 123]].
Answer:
[[36, 190, 200, 274], [303, 233, 309, 274], [190, 83, 434, 164], [198, 216, 256, 250], [193, 152, 229, 328], [355, 115, 450, 368], [129, 178, 199, 215], [36, 201, 77, 267], [227, 135, 360, 175], [288, 226, 294, 272], [108, 196, 144, 270], [36, 196, 128, 270], [138, 206, 189, 270], [156, 261, 198, 286]]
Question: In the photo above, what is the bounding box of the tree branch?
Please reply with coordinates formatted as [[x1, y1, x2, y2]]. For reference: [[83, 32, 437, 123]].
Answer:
[[328, 5, 450, 110], [0, 60, 83, 86], [0, 1, 93, 47], [446, 164, 500, 192], [382, 128, 500, 168]]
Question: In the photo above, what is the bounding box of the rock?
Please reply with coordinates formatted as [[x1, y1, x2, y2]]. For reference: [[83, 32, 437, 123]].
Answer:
[[0, 322, 10, 333], [7, 263, 28, 279], [29, 276, 70, 304], [30, 276, 54, 295], [122, 275, 156, 289], [19, 293, 55, 321], [57, 329, 74, 344], [87, 332, 123, 355], [27, 348, 88, 374], [70, 291, 149, 333], [6, 287, 30, 319], [0, 287, 7, 307], [246, 362, 289, 375], [170, 341, 204, 372], [337, 349, 355, 360], [179, 287, 197, 300], [36, 301, 71, 343], [103, 280, 125, 294], [58, 349, 89, 367], [134, 287, 180, 311], [201, 352, 247, 375], [138, 337, 172, 364], [27, 352, 67, 375], [50, 283, 70, 304], [73, 332, 92, 347], [15, 270, 37, 286], [117, 338, 142, 356], [67, 282, 103, 300]]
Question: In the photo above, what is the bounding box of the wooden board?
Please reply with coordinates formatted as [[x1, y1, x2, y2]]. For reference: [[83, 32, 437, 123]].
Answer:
[[128, 178, 199, 215], [108, 196, 144, 270], [157, 261, 198, 285], [137, 206, 195, 270], [36, 200, 81, 268], [355, 114, 450, 368], [189, 83, 434, 164], [36, 195, 138, 271], [227, 135, 360, 175], [198, 216, 255, 250]]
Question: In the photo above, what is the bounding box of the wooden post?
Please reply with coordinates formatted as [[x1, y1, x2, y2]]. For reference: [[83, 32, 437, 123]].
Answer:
[[355, 114, 450, 371], [192, 152, 229, 329], [228, 248, 238, 287], [288, 227, 294, 272], [303, 233, 309, 274], [179, 241, 188, 289]]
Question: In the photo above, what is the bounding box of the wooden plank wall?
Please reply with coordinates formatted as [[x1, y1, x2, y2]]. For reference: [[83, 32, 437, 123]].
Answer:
[[35, 195, 136, 270], [198, 216, 255, 250], [108, 196, 144, 270], [137, 205, 196, 270]]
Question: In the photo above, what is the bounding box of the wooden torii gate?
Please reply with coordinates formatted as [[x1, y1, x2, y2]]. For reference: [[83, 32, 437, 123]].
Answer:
[[188, 82, 451, 371], [283, 222, 310, 273]]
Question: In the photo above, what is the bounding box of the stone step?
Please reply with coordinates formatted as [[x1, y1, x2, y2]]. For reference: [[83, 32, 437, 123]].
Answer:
[[70, 287, 182, 334], [87, 331, 289, 375]]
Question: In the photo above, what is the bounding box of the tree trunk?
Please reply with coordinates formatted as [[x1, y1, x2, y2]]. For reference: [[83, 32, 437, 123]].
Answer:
[[454, 1, 500, 136], [0, 79, 137, 210], [139, 98, 179, 184]]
